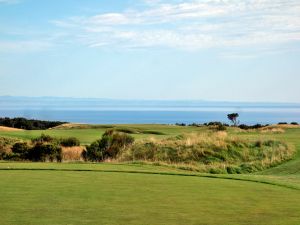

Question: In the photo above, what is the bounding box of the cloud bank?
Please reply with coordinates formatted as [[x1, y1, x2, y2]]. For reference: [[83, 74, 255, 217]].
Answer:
[[53, 0, 300, 51], [1, 0, 300, 53]]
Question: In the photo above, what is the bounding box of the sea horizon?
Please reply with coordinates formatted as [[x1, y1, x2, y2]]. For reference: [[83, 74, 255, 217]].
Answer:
[[0, 96, 299, 125]]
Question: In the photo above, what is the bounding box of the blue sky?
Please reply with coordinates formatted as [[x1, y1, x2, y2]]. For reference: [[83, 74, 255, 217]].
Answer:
[[0, 0, 300, 102]]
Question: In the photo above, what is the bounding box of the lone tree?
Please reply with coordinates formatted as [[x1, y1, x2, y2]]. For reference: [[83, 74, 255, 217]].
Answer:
[[227, 113, 239, 126]]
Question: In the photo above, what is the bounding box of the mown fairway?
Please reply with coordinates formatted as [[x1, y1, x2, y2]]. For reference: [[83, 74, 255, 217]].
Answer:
[[1, 125, 300, 224], [1, 166, 300, 225]]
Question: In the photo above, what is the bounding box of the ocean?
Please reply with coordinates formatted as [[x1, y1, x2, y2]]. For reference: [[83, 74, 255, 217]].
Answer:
[[0, 97, 299, 125]]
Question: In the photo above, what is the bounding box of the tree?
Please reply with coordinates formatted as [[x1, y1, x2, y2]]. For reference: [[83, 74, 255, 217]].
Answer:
[[227, 113, 239, 126]]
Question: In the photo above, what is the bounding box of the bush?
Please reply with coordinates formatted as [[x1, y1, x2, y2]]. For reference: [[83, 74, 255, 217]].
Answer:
[[216, 124, 227, 131], [82, 140, 104, 162], [239, 124, 265, 130], [209, 168, 226, 174], [60, 137, 80, 147], [205, 121, 222, 126], [32, 134, 55, 143], [12, 142, 30, 154], [188, 123, 202, 127], [175, 123, 186, 126], [11, 142, 30, 160], [226, 166, 242, 174], [291, 122, 299, 125], [101, 130, 135, 158], [278, 122, 288, 125], [28, 143, 62, 162], [82, 130, 134, 162]]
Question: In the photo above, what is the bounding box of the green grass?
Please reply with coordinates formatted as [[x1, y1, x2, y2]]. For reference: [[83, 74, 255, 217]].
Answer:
[[1, 168, 300, 225], [1, 125, 300, 224], [0, 124, 202, 145]]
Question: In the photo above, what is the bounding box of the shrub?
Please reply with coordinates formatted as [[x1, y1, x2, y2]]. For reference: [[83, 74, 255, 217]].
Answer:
[[83, 130, 135, 162], [204, 122, 229, 128], [189, 123, 202, 127], [226, 166, 242, 174], [209, 168, 226, 174], [239, 124, 265, 130], [32, 134, 55, 143], [216, 124, 227, 131], [278, 122, 288, 125], [206, 121, 223, 126], [175, 123, 186, 126], [101, 130, 135, 158], [60, 137, 80, 147], [11, 142, 30, 160], [291, 122, 299, 125], [82, 140, 104, 162], [12, 142, 30, 154], [28, 143, 62, 162]]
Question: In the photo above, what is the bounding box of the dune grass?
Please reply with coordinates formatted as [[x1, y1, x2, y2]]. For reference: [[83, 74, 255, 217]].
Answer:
[[118, 131, 293, 174]]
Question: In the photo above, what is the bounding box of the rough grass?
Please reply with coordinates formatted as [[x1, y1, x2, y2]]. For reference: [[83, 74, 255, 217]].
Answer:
[[62, 146, 85, 161], [118, 131, 294, 173]]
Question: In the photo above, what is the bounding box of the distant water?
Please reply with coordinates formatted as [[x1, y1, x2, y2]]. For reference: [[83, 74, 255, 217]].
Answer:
[[0, 97, 299, 125]]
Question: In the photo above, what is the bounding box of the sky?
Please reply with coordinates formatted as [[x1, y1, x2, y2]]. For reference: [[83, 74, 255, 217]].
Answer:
[[0, 0, 300, 102]]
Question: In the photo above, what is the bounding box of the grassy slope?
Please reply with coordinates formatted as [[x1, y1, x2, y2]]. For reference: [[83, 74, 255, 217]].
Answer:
[[1, 125, 300, 224], [232, 128, 300, 188], [259, 128, 300, 175]]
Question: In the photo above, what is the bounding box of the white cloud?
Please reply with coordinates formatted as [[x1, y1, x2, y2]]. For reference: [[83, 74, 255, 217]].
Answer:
[[52, 0, 300, 52], [2, 0, 300, 53]]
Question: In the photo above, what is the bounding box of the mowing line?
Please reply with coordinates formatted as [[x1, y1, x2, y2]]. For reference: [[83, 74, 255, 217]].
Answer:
[[1, 167, 299, 191]]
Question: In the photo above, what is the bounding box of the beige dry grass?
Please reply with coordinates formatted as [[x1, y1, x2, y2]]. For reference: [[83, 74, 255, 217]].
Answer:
[[260, 127, 285, 134], [266, 124, 300, 129], [62, 146, 85, 161], [0, 126, 23, 131], [49, 123, 81, 129]]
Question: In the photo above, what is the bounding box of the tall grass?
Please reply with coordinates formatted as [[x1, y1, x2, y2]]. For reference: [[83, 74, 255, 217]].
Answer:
[[62, 146, 85, 162], [118, 131, 294, 174]]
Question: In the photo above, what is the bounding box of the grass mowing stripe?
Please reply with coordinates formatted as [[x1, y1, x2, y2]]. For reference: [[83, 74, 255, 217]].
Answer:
[[1, 167, 299, 191]]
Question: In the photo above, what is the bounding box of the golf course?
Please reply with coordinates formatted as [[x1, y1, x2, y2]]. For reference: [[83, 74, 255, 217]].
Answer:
[[1, 123, 300, 225]]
